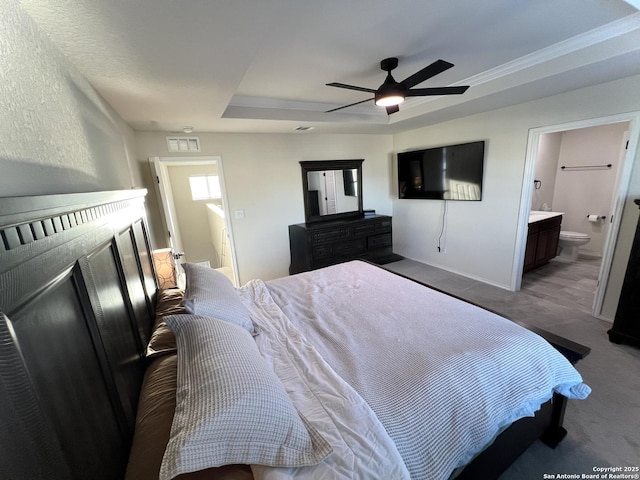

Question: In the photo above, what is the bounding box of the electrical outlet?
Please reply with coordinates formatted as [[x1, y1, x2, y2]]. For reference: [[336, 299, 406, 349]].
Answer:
[[234, 210, 245, 219]]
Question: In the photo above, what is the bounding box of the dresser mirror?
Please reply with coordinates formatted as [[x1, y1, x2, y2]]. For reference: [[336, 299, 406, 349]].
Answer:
[[300, 159, 364, 223]]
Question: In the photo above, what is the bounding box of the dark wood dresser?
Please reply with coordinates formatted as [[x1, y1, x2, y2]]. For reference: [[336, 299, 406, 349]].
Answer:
[[608, 199, 640, 348], [289, 214, 393, 274]]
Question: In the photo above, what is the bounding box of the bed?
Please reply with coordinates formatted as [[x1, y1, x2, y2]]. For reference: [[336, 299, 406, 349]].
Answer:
[[0, 190, 591, 480]]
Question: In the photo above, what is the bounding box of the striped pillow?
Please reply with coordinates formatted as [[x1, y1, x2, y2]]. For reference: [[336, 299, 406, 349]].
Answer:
[[181, 262, 253, 333], [159, 315, 332, 480]]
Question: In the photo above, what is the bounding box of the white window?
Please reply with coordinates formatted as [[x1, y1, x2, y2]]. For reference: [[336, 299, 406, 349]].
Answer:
[[189, 175, 221, 200]]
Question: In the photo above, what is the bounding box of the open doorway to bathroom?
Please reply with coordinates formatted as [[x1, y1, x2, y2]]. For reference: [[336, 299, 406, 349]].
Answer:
[[150, 156, 239, 287], [515, 113, 638, 320]]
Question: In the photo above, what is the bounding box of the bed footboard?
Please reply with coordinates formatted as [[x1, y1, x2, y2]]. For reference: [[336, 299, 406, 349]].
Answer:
[[540, 392, 569, 448], [455, 391, 570, 480]]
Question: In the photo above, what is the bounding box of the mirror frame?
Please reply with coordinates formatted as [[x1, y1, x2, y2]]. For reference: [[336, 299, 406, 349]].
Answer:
[[300, 159, 364, 224]]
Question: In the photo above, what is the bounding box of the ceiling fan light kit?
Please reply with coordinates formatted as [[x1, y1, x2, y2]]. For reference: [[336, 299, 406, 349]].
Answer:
[[374, 79, 405, 107], [375, 58, 405, 106], [375, 93, 405, 107], [327, 57, 469, 115]]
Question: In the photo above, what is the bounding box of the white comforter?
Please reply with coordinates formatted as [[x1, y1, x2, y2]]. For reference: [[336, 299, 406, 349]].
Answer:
[[240, 261, 590, 480]]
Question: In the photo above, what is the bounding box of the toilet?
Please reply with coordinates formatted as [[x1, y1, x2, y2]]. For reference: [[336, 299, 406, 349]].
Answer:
[[557, 231, 591, 262]]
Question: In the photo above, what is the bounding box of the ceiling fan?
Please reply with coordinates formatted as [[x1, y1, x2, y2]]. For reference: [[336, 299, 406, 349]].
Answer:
[[326, 57, 469, 115]]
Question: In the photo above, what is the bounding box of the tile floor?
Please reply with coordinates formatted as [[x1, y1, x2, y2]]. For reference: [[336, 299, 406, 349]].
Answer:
[[521, 255, 601, 316]]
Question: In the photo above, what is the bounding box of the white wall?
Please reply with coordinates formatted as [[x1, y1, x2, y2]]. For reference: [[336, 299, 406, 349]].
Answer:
[[532, 133, 562, 211], [552, 123, 628, 256], [166, 164, 219, 266], [206, 204, 232, 270], [1, 0, 139, 196], [393, 74, 640, 320], [393, 116, 529, 288], [136, 133, 394, 283]]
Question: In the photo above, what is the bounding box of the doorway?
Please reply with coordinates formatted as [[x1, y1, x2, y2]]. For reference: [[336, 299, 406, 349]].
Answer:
[[514, 112, 640, 319], [150, 156, 239, 286]]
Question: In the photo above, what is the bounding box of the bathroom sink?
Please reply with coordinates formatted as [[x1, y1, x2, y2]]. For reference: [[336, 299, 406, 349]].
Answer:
[[529, 210, 563, 223]]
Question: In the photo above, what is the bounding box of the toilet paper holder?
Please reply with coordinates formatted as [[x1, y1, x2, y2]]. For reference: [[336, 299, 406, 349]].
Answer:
[[587, 215, 607, 222]]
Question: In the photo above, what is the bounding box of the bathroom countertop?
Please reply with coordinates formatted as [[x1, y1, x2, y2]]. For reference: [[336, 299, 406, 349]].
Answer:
[[529, 210, 563, 224]]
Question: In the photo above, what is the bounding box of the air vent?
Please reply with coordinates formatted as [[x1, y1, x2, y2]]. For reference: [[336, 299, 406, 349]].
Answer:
[[166, 136, 201, 152]]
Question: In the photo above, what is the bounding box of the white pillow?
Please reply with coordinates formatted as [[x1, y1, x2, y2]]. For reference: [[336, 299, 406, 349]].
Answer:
[[181, 262, 253, 333], [159, 314, 332, 479]]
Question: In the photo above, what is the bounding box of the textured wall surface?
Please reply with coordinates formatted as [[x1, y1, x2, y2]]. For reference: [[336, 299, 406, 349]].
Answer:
[[0, 0, 137, 196]]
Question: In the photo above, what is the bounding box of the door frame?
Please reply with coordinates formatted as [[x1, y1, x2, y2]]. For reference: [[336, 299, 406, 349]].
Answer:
[[513, 111, 640, 319], [149, 155, 240, 286]]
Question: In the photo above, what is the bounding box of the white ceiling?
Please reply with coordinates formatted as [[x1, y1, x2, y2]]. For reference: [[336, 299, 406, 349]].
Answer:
[[19, 0, 640, 134]]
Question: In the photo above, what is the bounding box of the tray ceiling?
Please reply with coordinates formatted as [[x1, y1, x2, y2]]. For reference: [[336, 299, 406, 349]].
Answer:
[[19, 0, 640, 134]]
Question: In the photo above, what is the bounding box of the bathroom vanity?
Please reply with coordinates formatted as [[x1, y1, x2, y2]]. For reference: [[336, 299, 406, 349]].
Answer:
[[524, 211, 563, 273]]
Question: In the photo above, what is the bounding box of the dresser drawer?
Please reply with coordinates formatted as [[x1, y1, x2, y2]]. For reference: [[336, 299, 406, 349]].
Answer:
[[333, 238, 366, 255], [368, 233, 392, 248], [377, 220, 392, 232], [312, 228, 348, 244], [352, 223, 376, 237], [312, 244, 332, 258]]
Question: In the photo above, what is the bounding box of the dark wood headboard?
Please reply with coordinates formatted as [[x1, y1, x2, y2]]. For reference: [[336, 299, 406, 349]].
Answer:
[[0, 189, 157, 480]]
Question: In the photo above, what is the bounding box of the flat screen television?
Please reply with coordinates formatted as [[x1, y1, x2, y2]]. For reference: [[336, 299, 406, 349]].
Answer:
[[397, 141, 485, 201]]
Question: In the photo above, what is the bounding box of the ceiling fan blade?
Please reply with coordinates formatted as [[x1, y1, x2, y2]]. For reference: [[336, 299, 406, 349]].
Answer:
[[386, 105, 400, 115], [326, 82, 377, 94], [401, 59, 454, 88], [406, 85, 470, 96], [325, 97, 374, 113]]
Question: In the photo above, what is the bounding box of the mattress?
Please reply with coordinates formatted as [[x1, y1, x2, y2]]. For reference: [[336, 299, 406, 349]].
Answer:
[[239, 260, 590, 479]]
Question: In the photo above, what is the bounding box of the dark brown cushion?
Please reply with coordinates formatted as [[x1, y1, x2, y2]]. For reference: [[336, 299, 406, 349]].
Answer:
[[146, 288, 187, 358], [125, 354, 254, 480], [176, 465, 253, 479], [125, 354, 178, 480]]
